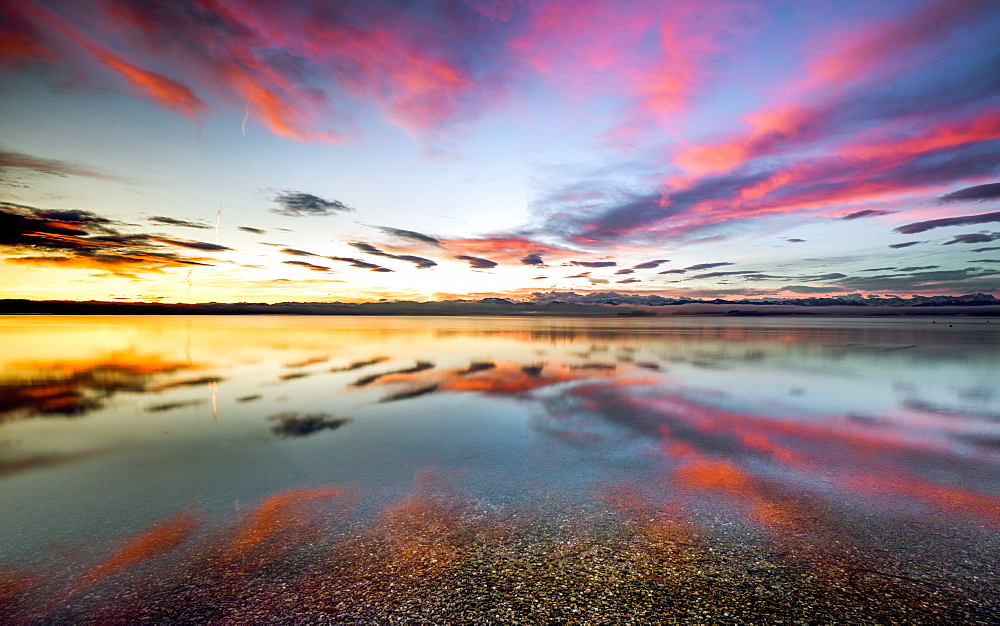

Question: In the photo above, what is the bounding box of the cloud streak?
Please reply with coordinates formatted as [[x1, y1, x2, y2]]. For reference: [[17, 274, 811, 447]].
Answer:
[[895, 211, 1000, 234], [454, 255, 498, 269], [349, 242, 437, 269], [939, 182, 1000, 203], [0, 150, 116, 180]]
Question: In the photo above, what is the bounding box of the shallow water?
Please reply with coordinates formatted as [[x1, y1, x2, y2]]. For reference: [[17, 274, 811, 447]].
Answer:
[[1, 315, 998, 623]]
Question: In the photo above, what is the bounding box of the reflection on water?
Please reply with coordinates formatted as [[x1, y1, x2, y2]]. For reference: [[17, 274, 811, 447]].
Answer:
[[0, 315, 998, 622]]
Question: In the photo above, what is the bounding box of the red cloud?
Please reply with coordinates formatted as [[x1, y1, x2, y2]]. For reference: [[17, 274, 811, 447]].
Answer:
[[15, 2, 205, 119], [88, 46, 206, 119]]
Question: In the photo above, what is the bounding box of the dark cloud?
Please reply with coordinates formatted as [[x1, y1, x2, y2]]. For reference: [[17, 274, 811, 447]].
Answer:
[[349, 241, 437, 268], [616, 277, 640, 284], [272, 191, 354, 217], [972, 246, 1000, 253], [153, 237, 231, 252], [1, 201, 113, 228], [889, 241, 922, 249], [898, 265, 938, 271], [684, 262, 732, 271], [894, 211, 1000, 234], [520, 253, 544, 265], [571, 260, 617, 267], [785, 238, 806, 243], [861, 267, 896, 272], [149, 216, 210, 229], [455, 255, 498, 269], [377, 226, 440, 245], [281, 247, 318, 256], [938, 182, 1000, 203], [942, 232, 1000, 245], [0, 202, 215, 272], [632, 259, 669, 269], [614, 269, 634, 275], [566, 272, 591, 278], [238, 226, 265, 234], [658, 269, 686, 274], [283, 260, 331, 272], [841, 209, 892, 220], [328, 256, 393, 272]]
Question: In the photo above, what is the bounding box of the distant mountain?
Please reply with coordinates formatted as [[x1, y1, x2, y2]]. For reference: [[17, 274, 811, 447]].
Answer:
[[0, 293, 997, 316], [525, 291, 999, 307]]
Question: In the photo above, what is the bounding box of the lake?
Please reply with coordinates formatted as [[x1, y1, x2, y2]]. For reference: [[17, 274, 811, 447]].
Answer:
[[1, 315, 998, 623]]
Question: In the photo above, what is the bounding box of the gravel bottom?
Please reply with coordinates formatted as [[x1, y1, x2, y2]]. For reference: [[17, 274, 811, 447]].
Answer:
[[4, 494, 999, 625]]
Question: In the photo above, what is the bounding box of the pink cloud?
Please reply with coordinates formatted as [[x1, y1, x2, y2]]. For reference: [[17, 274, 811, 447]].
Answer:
[[510, 0, 756, 143], [10, 0, 511, 142], [673, 0, 993, 177]]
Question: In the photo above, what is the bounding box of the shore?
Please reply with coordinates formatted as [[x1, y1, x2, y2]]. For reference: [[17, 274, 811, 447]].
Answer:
[[2, 298, 999, 317]]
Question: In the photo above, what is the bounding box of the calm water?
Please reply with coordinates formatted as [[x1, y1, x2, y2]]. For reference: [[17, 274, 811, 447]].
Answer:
[[1, 315, 998, 623]]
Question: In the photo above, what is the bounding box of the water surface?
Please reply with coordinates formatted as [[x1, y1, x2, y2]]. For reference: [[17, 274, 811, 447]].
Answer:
[[1, 315, 998, 622]]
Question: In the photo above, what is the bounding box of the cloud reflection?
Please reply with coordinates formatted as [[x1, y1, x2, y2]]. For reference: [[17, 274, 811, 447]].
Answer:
[[269, 412, 351, 438], [1, 317, 997, 621], [0, 355, 190, 420]]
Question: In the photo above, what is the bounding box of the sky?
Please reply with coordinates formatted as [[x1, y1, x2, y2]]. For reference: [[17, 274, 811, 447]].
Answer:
[[1, 0, 999, 303]]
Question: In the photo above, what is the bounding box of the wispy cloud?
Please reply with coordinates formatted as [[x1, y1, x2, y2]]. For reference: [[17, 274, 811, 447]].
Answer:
[[0, 149, 116, 181]]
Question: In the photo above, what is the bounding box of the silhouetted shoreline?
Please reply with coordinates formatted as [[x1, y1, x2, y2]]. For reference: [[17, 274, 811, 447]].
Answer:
[[2, 296, 999, 317]]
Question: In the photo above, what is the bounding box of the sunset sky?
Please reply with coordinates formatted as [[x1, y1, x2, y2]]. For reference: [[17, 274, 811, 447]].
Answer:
[[1, 0, 998, 303]]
